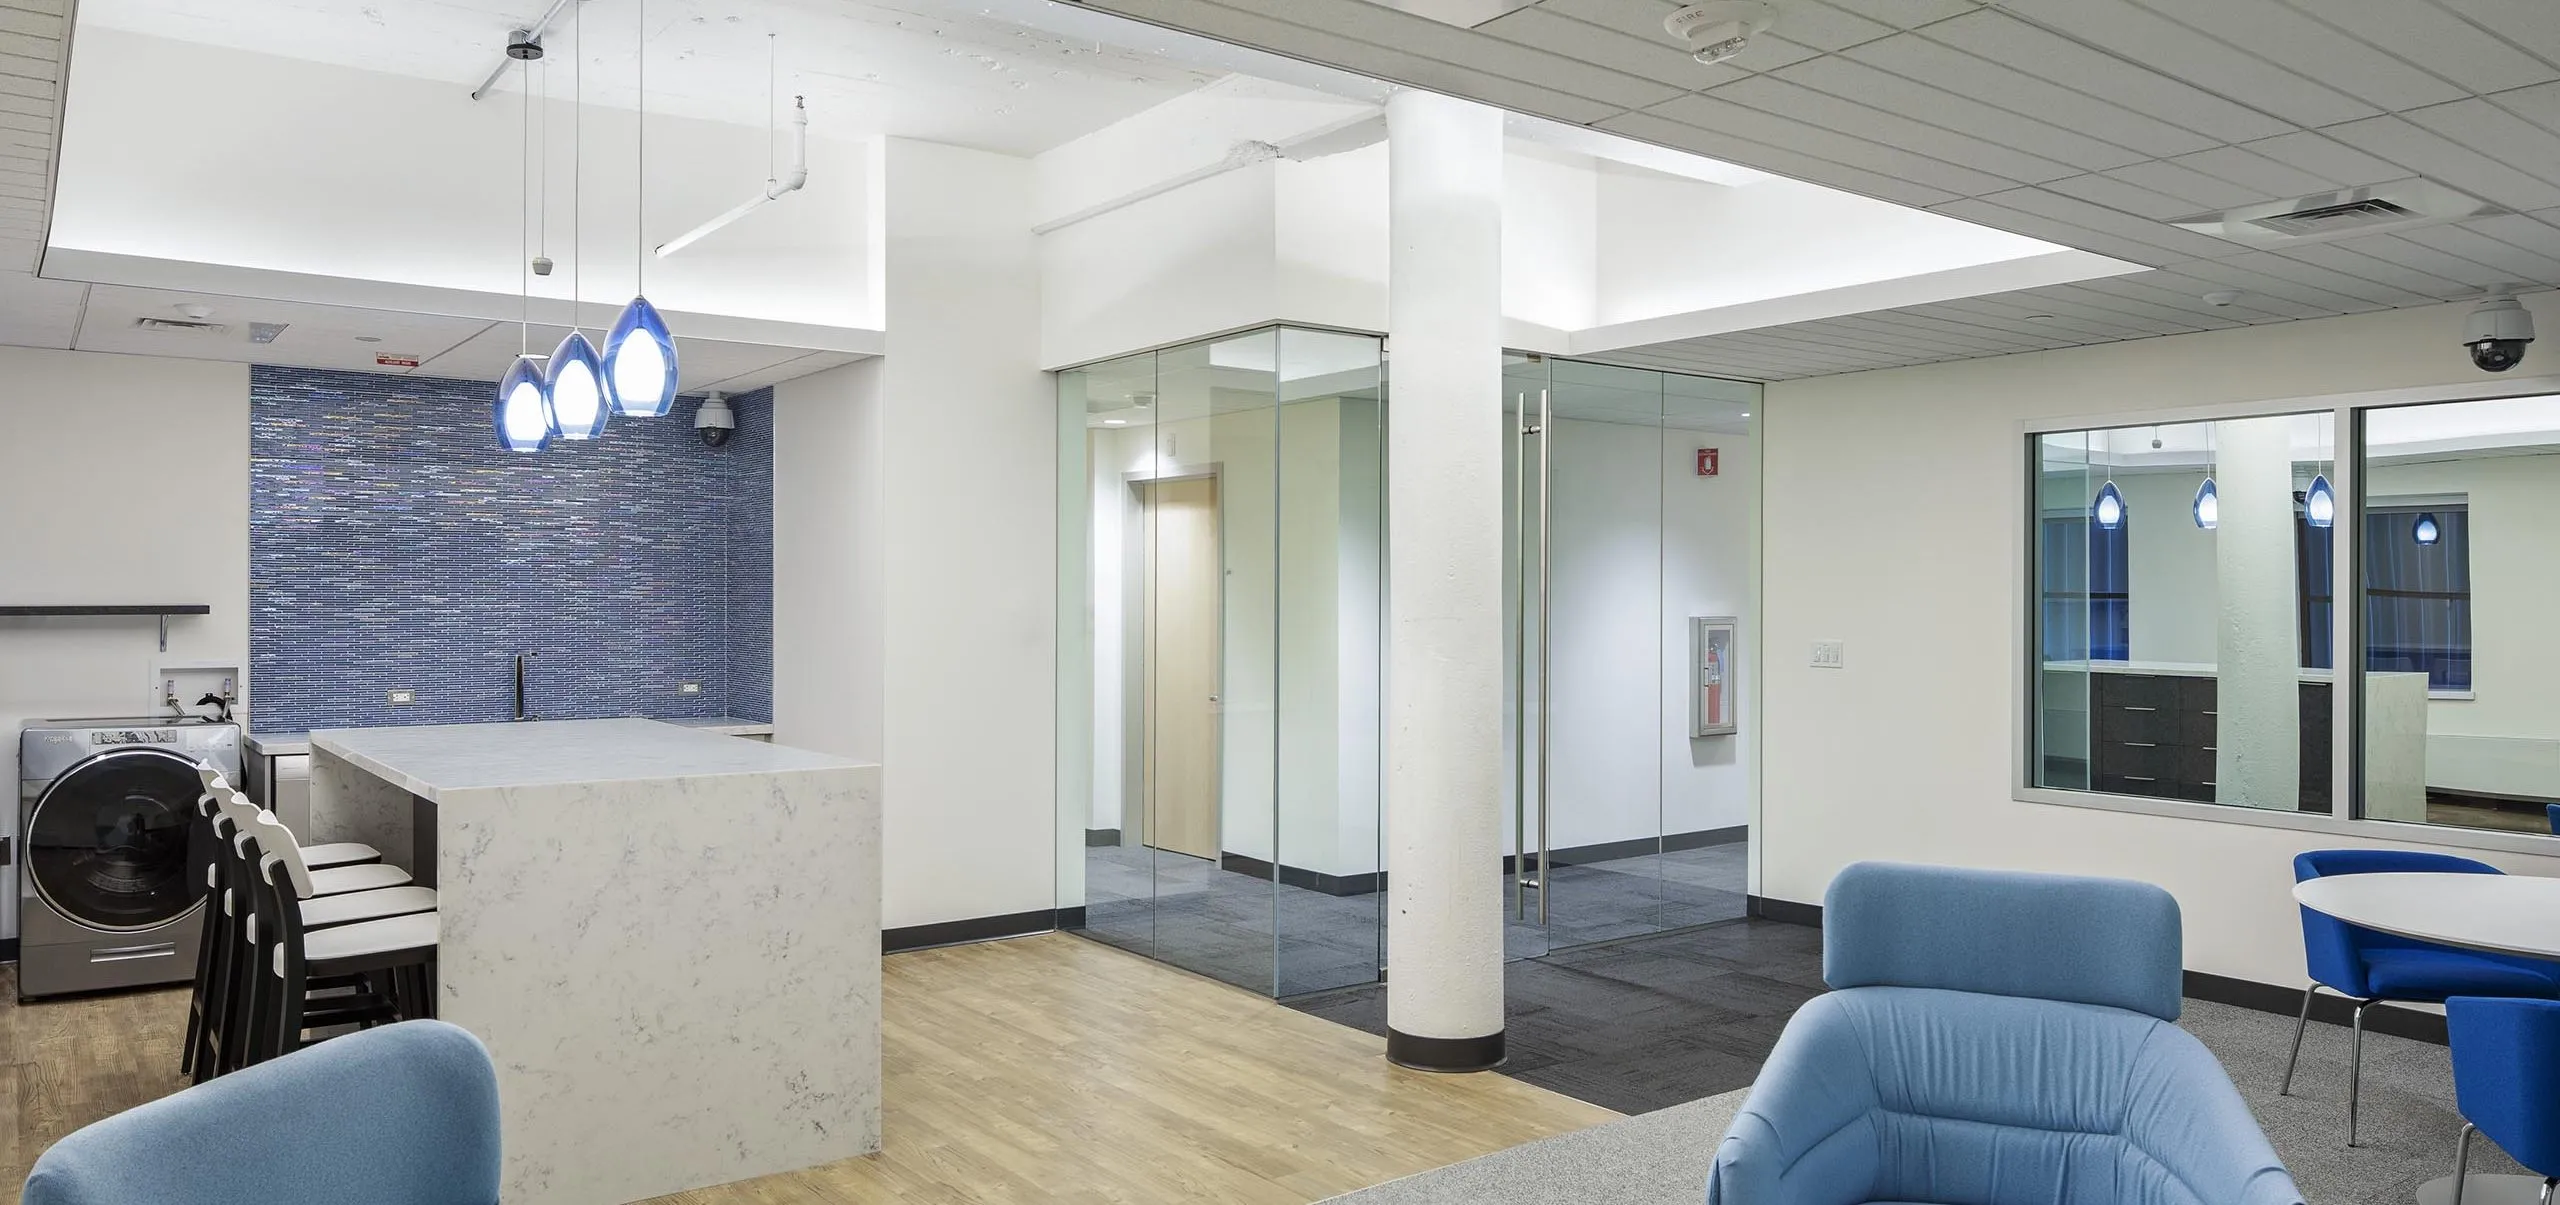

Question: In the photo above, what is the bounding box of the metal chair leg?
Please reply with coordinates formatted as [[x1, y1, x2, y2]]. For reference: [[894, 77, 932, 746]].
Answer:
[[2539, 1176, 2554, 1205], [2348, 1000, 2369, 1147], [2281, 984, 2318, 1096], [2452, 1123, 2476, 1205]]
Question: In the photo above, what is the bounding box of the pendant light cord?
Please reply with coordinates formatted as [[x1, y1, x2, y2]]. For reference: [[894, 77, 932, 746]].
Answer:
[[520, 58, 532, 357], [768, 34, 778, 185], [635, 0, 646, 294], [537, 57, 548, 265], [572, 0, 583, 335]]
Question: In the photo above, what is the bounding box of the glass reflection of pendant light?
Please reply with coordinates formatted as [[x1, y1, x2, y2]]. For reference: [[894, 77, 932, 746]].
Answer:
[[2193, 424, 2218, 529], [2305, 473, 2335, 528], [496, 55, 555, 452], [2415, 512, 2441, 546], [547, 0, 610, 441], [606, 0, 679, 417]]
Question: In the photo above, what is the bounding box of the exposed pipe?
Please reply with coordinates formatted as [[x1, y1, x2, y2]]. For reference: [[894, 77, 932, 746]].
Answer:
[[657, 96, 807, 258], [470, 0, 582, 102]]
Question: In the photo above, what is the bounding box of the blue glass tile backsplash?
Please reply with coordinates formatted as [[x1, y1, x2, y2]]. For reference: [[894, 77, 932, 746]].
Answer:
[[249, 366, 772, 732]]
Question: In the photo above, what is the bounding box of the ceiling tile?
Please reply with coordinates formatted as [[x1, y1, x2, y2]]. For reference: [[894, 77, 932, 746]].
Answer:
[[2077, 269, 2299, 321], [1811, 0, 1985, 28], [2291, 0, 2559, 95], [0, 50, 62, 84], [1707, 74, 2078, 184], [1771, 53, 2148, 172], [1919, 11, 2292, 144], [2122, 0, 2466, 113], [2036, 278, 2232, 328], [1841, 33, 2213, 159], [1763, 0, 1896, 51], [1991, 0, 2377, 128], [2103, 160, 2274, 212], [0, 268, 77, 346], [2325, 110, 2560, 211], [2434, 0, 2560, 71], [2338, 232, 2519, 291], [1646, 91, 2016, 195], [2171, 256, 2385, 313], [2486, 81, 2560, 141], [1534, 0, 1826, 73], [2238, 130, 2411, 188], [1478, 8, 1711, 86], [1926, 196, 2183, 265], [2267, 241, 2479, 300], [1272, 0, 1692, 109], [1966, 186, 2240, 258], [2040, 172, 2208, 221], [2464, 210, 2560, 274], [1594, 109, 1961, 207], [2399, 221, 2560, 283], [2165, 145, 2341, 201]]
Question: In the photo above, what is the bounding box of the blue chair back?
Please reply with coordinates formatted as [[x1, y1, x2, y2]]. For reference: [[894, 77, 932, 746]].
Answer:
[[2294, 849, 2500, 996], [2547, 804, 2559, 834], [2449, 996, 2560, 1176], [22, 1021, 500, 1205], [1824, 861, 2183, 1020]]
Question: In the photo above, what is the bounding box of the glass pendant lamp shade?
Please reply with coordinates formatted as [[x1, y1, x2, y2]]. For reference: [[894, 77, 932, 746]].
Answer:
[[495, 355, 555, 452], [2304, 473, 2336, 528], [605, 295, 679, 417], [547, 330, 611, 440], [2191, 477, 2219, 529], [2092, 480, 2127, 530], [2415, 513, 2441, 546]]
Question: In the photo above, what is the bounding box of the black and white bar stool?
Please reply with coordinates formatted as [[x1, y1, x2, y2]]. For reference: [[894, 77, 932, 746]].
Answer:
[[240, 814, 439, 1068]]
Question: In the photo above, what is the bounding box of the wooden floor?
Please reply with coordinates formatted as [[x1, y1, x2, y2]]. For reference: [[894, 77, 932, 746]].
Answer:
[[5, 934, 1615, 1203]]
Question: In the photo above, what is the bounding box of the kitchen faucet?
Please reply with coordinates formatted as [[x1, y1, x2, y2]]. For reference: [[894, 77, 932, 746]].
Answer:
[[514, 651, 538, 721]]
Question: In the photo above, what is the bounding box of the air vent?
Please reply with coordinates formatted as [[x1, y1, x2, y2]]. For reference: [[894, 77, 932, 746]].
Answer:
[[132, 317, 229, 335], [246, 321, 289, 344], [2174, 179, 2499, 247], [2249, 198, 2415, 237]]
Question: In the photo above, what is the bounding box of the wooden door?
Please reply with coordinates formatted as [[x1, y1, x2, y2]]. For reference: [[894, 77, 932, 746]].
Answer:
[[1142, 476, 1221, 862]]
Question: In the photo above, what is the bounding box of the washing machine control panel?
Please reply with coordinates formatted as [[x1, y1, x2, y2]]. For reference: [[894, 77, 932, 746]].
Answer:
[[88, 727, 180, 746]]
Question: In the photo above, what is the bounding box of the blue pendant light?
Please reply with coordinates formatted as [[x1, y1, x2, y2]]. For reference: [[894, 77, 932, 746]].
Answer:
[[2304, 473, 2336, 528], [2191, 477, 2218, 529], [548, 329, 610, 440], [605, 295, 678, 416], [495, 355, 554, 453], [2415, 512, 2441, 546], [2092, 480, 2127, 530]]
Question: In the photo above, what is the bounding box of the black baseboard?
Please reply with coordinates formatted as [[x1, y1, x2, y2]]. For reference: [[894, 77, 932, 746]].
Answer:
[[1748, 894, 1824, 927], [883, 908, 1061, 954], [1219, 852, 1383, 897], [0, 937, 15, 964], [1085, 828, 1121, 847], [1212, 826, 1749, 899], [1387, 1027, 1506, 1072], [2183, 970, 2447, 1045]]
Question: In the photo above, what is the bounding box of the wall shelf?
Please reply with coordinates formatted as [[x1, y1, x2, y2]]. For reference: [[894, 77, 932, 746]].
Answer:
[[0, 605, 211, 650]]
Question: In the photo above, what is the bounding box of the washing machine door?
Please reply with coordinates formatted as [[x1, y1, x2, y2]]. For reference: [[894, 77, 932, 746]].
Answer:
[[26, 746, 207, 932]]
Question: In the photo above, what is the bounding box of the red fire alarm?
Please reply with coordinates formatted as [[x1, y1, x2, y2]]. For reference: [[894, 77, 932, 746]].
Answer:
[[1696, 448, 1720, 477]]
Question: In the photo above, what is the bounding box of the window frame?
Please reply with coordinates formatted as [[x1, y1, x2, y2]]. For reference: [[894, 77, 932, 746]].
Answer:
[[2012, 373, 2560, 858]]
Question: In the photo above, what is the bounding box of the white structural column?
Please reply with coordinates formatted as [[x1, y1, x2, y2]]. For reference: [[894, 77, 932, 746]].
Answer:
[[2214, 415, 2302, 810], [1383, 89, 1507, 1071]]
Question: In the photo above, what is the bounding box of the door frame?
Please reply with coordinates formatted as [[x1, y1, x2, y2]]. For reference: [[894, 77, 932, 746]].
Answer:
[[1120, 463, 1225, 860]]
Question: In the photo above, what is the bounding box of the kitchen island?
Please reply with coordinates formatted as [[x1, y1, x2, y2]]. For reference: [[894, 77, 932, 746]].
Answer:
[[302, 718, 880, 1205]]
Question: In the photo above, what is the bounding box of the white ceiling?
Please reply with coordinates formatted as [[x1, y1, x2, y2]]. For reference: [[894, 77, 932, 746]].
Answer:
[[81, 0, 1226, 158], [0, 0, 63, 278], [1074, 0, 2560, 379]]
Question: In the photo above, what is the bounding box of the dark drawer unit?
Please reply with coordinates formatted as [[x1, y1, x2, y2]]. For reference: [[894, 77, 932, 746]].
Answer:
[[2088, 671, 2330, 810]]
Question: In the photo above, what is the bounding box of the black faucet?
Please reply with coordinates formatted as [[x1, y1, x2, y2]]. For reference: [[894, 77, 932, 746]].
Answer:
[[514, 651, 537, 721]]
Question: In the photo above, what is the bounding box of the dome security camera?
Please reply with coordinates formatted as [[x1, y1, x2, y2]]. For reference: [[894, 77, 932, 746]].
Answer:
[[695, 391, 735, 448], [1665, 2, 1776, 66], [2465, 295, 2535, 373]]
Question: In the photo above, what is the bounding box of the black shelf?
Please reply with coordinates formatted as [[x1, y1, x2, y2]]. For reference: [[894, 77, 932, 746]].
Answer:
[[0, 605, 211, 617], [0, 604, 212, 650]]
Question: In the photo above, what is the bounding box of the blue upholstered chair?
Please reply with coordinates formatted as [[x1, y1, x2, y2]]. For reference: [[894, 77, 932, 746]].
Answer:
[[1706, 862, 2301, 1205], [2448, 996, 2560, 1205], [21, 1020, 499, 1205], [2288, 849, 2560, 1146], [2546, 804, 2559, 834]]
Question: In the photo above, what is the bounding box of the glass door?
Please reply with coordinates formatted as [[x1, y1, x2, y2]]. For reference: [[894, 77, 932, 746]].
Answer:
[[1504, 356, 1757, 959]]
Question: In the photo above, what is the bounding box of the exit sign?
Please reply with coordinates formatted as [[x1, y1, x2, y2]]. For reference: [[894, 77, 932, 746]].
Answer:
[[1696, 448, 1720, 477]]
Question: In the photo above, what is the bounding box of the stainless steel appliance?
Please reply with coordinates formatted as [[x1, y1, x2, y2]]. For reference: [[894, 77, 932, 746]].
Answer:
[[18, 718, 238, 999]]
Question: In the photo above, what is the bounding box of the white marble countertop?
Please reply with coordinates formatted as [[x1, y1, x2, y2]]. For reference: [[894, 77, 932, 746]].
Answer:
[[256, 715, 774, 758], [308, 717, 860, 801]]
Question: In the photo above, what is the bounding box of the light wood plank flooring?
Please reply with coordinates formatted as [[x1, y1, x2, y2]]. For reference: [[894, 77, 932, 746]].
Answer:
[[6, 933, 1615, 1203]]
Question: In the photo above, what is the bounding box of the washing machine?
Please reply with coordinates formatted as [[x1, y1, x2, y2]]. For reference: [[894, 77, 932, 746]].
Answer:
[[17, 718, 238, 1000]]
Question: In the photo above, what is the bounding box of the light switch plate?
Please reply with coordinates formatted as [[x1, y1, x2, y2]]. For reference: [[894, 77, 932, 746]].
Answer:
[[387, 689, 417, 705], [1811, 640, 1846, 669], [679, 681, 703, 695]]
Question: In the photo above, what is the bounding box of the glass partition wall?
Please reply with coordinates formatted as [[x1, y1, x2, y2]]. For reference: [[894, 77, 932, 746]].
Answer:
[[1058, 336, 1757, 996], [1054, 326, 1387, 997]]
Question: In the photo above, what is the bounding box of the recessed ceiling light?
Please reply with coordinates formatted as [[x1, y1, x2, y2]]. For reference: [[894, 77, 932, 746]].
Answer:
[[355, 336, 383, 343], [1103, 418, 1127, 426]]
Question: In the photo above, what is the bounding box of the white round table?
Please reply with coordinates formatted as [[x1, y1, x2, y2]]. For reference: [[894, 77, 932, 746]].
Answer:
[[2293, 872, 2560, 1205]]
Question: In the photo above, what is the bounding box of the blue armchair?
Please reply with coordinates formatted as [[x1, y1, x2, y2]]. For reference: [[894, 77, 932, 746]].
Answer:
[[2288, 849, 2560, 1146], [1707, 862, 2301, 1205], [2447, 996, 2560, 1203], [22, 1020, 500, 1205]]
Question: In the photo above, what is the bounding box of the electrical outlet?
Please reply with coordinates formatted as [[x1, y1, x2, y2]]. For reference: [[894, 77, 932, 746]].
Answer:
[[387, 689, 417, 705], [678, 681, 703, 696], [1810, 640, 1846, 669]]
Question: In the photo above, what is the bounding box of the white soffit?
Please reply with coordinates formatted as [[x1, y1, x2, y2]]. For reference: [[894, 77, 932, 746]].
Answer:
[[1071, 0, 2560, 379]]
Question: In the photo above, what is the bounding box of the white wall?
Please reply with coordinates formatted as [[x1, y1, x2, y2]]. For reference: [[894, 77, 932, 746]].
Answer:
[[772, 359, 883, 764], [1039, 163, 1279, 371], [0, 349, 251, 944], [54, 29, 875, 331], [2369, 454, 2560, 747], [2119, 469, 2220, 664], [1760, 292, 2560, 986]]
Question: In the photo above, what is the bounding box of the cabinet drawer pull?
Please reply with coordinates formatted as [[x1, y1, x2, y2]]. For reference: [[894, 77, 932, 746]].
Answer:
[[2123, 775, 2157, 783], [2120, 705, 2158, 712], [2122, 741, 2158, 748]]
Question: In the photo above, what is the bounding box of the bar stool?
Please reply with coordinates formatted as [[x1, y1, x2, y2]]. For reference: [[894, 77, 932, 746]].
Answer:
[[240, 816, 439, 1068], [193, 763, 383, 868]]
